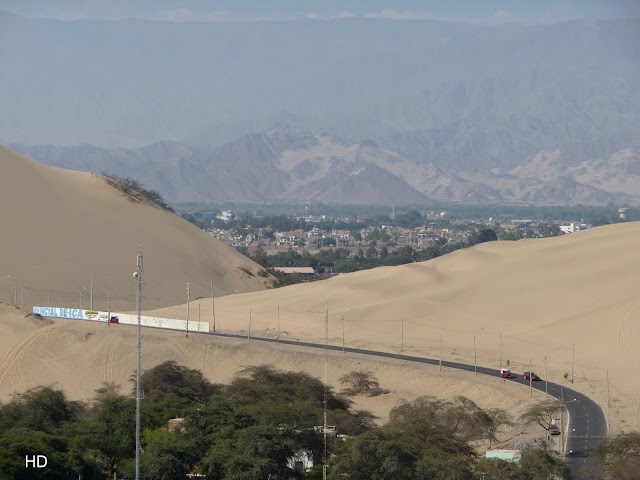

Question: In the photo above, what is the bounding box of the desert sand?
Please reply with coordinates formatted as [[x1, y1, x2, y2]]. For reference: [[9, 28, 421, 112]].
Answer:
[[0, 304, 544, 449], [148, 222, 640, 434], [1, 148, 638, 441], [0, 146, 270, 313]]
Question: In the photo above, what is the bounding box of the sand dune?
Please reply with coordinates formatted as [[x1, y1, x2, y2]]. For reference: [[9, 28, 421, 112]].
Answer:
[[1, 145, 638, 436], [0, 146, 270, 312], [0, 304, 544, 450], [149, 222, 640, 433]]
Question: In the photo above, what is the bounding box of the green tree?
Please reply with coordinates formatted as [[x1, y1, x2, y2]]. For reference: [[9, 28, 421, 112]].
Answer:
[[0, 386, 82, 433], [224, 365, 351, 411], [500, 231, 518, 241], [80, 392, 136, 476], [471, 228, 498, 245], [139, 360, 218, 404], [518, 444, 571, 479], [593, 432, 640, 479], [202, 424, 300, 480], [329, 430, 417, 480], [339, 371, 389, 397], [137, 429, 200, 480], [519, 399, 564, 433], [252, 246, 268, 267], [0, 428, 94, 480]]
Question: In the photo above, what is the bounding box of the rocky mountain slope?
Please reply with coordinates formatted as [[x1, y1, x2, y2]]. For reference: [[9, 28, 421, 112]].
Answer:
[[11, 127, 640, 205]]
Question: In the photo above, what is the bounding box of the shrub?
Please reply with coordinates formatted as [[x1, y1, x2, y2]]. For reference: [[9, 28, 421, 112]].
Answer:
[[100, 173, 174, 212]]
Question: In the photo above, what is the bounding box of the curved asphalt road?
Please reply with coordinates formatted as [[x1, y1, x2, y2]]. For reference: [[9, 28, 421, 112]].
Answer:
[[203, 331, 608, 478]]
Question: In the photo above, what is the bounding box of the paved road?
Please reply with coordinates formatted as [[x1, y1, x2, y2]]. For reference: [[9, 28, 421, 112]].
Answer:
[[204, 331, 608, 478]]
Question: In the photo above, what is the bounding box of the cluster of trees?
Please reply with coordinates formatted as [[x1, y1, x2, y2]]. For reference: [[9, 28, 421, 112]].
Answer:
[[188, 210, 430, 236], [0, 363, 373, 479], [330, 395, 572, 480], [249, 242, 469, 283], [593, 432, 640, 480], [0, 361, 587, 479], [176, 201, 631, 225]]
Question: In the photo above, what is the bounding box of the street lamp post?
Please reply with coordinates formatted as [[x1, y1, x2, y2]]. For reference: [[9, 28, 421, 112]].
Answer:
[[90, 272, 94, 310], [186, 283, 190, 337], [571, 344, 575, 384], [134, 248, 143, 480]]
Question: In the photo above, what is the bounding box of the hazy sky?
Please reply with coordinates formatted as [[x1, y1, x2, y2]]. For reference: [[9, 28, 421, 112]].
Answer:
[[3, 0, 640, 23]]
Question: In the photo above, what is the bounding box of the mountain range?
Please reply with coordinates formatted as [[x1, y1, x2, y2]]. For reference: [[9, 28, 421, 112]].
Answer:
[[1, 15, 639, 158], [11, 127, 640, 205]]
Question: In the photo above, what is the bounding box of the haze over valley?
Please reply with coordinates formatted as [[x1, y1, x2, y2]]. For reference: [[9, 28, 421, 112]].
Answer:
[[3, 11, 640, 205]]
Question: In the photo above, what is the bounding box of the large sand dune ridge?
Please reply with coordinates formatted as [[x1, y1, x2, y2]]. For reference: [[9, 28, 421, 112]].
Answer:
[[150, 222, 640, 433], [0, 146, 270, 311]]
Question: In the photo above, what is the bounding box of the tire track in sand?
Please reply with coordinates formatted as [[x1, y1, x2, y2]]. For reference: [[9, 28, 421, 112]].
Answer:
[[98, 333, 119, 385], [0, 324, 55, 391], [619, 298, 640, 365]]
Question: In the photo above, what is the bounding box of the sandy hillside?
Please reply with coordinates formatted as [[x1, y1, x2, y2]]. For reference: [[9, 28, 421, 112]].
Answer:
[[150, 222, 640, 434], [0, 146, 270, 312], [0, 305, 545, 449]]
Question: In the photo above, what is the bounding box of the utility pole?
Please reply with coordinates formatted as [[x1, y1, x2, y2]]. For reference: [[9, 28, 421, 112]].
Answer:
[[107, 291, 111, 326], [571, 344, 575, 384], [198, 303, 201, 334], [529, 356, 533, 398], [341, 315, 345, 353], [277, 304, 281, 338], [474, 335, 477, 375], [499, 332, 503, 369], [90, 272, 94, 310], [559, 381, 565, 456], [47, 288, 50, 308], [186, 283, 190, 337], [400, 317, 404, 353], [248, 307, 252, 341], [20, 276, 24, 311], [606, 369, 611, 436], [439, 335, 443, 372], [80, 288, 82, 310], [545, 355, 548, 396], [134, 247, 143, 480], [323, 302, 328, 480], [210, 281, 216, 333]]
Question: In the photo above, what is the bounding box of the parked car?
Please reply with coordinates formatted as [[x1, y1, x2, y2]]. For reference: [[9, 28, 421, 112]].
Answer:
[[523, 371, 541, 381], [548, 424, 561, 435], [108, 316, 119, 324], [500, 369, 513, 378]]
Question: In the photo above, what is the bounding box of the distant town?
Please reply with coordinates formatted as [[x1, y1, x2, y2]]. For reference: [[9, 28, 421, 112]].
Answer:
[[177, 203, 633, 285]]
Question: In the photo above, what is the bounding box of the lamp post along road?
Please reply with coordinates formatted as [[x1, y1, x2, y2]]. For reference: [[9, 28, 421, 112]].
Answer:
[[572, 344, 575, 384], [211, 280, 216, 333], [186, 283, 190, 337], [545, 355, 548, 396], [529, 356, 533, 398], [134, 248, 143, 480]]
